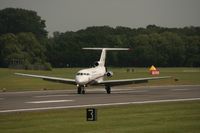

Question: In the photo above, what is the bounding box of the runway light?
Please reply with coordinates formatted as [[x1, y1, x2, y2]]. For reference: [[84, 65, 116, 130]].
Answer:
[[2, 88, 6, 92], [174, 78, 179, 82]]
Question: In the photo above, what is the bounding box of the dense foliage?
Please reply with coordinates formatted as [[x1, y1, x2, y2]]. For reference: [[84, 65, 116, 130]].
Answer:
[[0, 8, 200, 68], [0, 8, 47, 38], [0, 8, 50, 69], [48, 26, 200, 67]]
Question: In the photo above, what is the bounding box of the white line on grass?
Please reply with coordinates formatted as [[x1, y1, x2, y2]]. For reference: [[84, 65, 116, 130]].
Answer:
[[1, 97, 200, 113]]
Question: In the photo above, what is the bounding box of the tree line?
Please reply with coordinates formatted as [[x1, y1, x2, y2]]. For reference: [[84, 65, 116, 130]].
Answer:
[[0, 8, 200, 69]]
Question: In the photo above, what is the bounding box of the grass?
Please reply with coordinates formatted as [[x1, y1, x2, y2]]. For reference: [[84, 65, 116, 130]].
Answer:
[[0, 67, 200, 91], [0, 68, 200, 133], [0, 101, 200, 133], [0, 68, 78, 91]]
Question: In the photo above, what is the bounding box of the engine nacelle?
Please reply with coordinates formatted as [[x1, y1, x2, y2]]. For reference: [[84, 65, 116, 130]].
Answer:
[[93, 61, 99, 67], [105, 71, 113, 77]]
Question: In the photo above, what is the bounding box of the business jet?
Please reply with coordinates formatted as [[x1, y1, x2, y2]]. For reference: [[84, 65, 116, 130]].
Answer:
[[15, 48, 171, 94]]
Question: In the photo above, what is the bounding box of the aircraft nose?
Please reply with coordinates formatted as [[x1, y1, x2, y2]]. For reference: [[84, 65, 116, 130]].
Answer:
[[75, 76, 88, 85]]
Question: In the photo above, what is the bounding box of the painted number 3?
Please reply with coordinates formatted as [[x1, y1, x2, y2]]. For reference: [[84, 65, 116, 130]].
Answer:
[[87, 108, 97, 121]]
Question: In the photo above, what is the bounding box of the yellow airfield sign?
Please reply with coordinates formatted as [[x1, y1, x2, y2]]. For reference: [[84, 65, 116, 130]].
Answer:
[[149, 65, 159, 75], [149, 65, 157, 71]]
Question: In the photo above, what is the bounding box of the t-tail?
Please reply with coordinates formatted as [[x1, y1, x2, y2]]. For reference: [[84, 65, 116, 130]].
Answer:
[[82, 48, 130, 67]]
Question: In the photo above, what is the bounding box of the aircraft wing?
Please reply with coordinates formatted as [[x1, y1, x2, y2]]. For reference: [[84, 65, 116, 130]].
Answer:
[[98, 76, 172, 86], [15, 73, 76, 85]]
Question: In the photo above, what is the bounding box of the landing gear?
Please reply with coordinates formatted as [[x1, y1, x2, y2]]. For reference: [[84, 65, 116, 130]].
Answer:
[[77, 86, 85, 94], [82, 89, 85, 94], [77, 86, 82, 94], [105, 85, 111, 94]]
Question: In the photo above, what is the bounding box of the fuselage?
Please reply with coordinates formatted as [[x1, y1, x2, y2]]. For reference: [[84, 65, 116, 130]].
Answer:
[[75, 48, 129, 89], [75, 66, 106, 86]]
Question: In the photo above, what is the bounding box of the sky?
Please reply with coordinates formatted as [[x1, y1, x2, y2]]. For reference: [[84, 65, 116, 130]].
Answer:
[[0, 0, 200, 35]]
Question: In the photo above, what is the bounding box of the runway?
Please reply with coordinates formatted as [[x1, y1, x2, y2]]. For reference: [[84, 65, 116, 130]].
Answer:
[[0, 85, 200, 113]]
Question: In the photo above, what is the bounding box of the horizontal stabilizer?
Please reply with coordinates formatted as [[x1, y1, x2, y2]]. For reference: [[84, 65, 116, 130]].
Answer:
[[82, 48, 130, 51], [82, 47, 130, 66]]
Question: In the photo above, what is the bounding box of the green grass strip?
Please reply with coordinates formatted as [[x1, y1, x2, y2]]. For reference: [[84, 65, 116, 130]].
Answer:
[[0, 101, 200, 133]]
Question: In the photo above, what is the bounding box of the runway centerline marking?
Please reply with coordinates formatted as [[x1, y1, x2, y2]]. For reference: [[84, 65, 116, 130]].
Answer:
[[26, 100, 74, 104], [1, 97, 200, 113]]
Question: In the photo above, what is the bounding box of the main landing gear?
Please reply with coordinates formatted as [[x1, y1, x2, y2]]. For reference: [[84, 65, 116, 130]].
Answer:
[[77, 85, 111, 94], [105, 85, 111, 94], [77, 86, 85, 94]]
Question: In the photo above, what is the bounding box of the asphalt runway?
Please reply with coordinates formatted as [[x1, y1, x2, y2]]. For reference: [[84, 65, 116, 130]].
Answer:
[[0, 85, 200, 113]]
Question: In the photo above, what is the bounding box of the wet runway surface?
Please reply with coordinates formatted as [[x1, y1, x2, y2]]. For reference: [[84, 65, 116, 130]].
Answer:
[[0, 85, 200, 113]]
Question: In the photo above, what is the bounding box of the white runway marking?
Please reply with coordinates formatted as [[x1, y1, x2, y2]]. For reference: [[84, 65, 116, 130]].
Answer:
[[87, 88, 135, 92], [35, 95, 73, 98], [2, 85, 199, 95], [113, 90, 148, 94], [171, 88, 189, 91], [26, 100, 74, 104], [1, 97, 200, 113]]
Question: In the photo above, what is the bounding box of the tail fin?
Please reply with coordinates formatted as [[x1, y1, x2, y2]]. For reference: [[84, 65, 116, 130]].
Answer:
[[82, 48, 130, 66]]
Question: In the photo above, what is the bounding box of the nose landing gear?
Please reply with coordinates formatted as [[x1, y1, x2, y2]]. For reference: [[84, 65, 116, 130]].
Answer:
[[77, 85, 85, 94]]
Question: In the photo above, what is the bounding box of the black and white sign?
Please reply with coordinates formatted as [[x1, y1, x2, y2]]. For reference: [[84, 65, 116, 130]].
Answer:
[[86, 108, 97, 121]]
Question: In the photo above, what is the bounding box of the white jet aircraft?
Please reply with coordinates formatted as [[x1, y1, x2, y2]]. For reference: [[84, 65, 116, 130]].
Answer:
[[15, 48, 171, 94]]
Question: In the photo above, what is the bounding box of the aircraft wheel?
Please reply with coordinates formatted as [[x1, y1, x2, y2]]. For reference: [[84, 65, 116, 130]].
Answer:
[[82, 89, 85, 94], [105, 86, 111, 94], [77, 86, 82, 94]]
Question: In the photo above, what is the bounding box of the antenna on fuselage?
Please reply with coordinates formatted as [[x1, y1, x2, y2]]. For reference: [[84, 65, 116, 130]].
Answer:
[[82, 48, 130, 67]]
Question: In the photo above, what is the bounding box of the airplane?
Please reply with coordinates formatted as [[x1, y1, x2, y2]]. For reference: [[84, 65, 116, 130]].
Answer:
[[15, 48, 172, 94]]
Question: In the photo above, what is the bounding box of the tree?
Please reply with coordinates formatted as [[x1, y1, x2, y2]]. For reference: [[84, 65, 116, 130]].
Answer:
[[0, 8, 47, 39], [160, 32, 185, 67], [184, 36, 200, 66], [17, 32, 46, 64], [46, 25, 200, 67], [0, 8, 50, 69], [0, 33, 48, 68], [0, 33, 22, 67]]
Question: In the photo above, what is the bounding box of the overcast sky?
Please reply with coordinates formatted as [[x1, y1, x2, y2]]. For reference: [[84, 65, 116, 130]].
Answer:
[[0, 0, 200, 35]]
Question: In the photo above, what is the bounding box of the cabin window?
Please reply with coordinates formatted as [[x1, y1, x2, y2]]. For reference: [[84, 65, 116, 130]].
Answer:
[[76, 73, 89, 76]]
